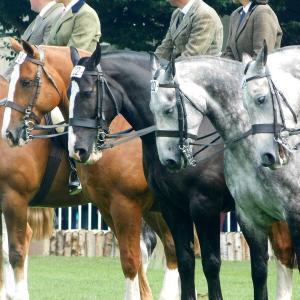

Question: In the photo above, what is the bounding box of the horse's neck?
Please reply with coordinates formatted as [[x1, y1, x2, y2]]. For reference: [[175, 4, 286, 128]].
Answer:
[[102, 54, 154, 131], [178, 59, 250, 142]]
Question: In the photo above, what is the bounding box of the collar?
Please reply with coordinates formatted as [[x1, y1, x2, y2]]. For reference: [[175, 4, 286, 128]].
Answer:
[[181, 0, 196, 15], [64, 0, 85, 13], [242, 1, 252, 14], [39, 1, 56, 17]]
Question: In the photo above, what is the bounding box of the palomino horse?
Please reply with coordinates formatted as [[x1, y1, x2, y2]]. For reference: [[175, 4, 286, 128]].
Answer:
[[67, 46, 234, 300], [242, 44, 300, 169], [150, 55, 299, 300], [1, 41, 177, 300]]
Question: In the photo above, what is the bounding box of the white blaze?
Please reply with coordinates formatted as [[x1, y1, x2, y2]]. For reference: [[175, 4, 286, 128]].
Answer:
[[1, 64, 20, 139], [68, 81, 79, 158]]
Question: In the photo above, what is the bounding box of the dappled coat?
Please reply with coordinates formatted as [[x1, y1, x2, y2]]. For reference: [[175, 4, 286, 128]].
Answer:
[[155, 0, 223, 59], [222, 0, 282, 61], [22, 2, 64, 45], [47, 0, 101, 52]]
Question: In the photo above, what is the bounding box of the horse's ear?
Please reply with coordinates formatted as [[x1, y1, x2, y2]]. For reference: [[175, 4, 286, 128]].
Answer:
[[70, 46, 80, 66], [21, 40, 36, 57], [90, 43, 101, 67], [255, 40, 268, 69], [149, 52, 160, 78], [9, 38, 23, 53]]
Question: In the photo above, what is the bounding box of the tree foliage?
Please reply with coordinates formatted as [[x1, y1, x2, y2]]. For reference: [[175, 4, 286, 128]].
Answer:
[[0, 0, 299, 50]]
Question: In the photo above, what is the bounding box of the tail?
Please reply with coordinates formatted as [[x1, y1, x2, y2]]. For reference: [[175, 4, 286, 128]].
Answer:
[[27, 208, 55, 240]]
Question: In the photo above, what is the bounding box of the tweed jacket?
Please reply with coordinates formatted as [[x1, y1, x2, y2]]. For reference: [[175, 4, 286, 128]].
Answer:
[[222, 3, 282, 61], [155, 0, 223, 60], [21, 3, 64, 45], [47, 0, 101, 52]]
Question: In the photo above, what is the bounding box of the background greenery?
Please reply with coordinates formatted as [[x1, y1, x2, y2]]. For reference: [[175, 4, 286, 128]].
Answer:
[[0, 0, 299, 50], [28, 256, 300, 299]]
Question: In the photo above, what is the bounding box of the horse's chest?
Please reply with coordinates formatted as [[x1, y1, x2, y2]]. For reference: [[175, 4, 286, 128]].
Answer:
[[224, 152, 285, 224]]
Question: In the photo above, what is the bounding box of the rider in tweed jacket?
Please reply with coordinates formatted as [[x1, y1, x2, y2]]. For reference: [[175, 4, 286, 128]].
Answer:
[[222, 0, 282, 61], [155, 0, 223, 59]]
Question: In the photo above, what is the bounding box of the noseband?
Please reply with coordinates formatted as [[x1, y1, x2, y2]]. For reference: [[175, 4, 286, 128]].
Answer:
[[68, 63, 119, 150], [5, 48, 62, 142], [243, 62, 298, 152]]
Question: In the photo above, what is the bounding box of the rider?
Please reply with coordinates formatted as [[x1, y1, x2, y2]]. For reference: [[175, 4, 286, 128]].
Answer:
[[155, 0, 223, 59], [222, 0, 282, 61], [46, 0, 101, 52]]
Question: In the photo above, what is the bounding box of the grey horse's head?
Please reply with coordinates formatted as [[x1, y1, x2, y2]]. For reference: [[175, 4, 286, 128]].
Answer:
[[242, 43, 293, 169], [149, 55, 206, 171]]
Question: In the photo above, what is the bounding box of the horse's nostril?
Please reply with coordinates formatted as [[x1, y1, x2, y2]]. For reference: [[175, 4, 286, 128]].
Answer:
[[166, 159, 177, 168], [75, 148, 89, 162], [6, 130, 18, 146], [261, 153, 276, 167]]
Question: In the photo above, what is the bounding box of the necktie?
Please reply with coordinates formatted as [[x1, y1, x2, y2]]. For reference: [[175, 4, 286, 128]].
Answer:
[[176, 12, 185, 29], [238, 10, 246, 27]]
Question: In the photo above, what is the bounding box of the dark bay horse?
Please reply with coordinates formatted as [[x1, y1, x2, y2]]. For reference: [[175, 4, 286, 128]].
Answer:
[[67, 46, 235, 300], [1, 41, 177, 300], [150, 55, 299, 300]]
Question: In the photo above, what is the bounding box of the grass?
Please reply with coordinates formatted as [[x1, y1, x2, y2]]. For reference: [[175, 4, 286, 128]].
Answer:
[[28, 256, 300, 300]]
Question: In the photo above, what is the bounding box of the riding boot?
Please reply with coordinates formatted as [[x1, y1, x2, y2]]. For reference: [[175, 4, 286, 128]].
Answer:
[[68, 158, 82, 195]]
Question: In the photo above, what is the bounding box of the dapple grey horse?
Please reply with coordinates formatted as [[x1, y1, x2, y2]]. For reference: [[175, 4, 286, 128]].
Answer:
[[242, 44, 300, 169], [150, 53, 300, 300]]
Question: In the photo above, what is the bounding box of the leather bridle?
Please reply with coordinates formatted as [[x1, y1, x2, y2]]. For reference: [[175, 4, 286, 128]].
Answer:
[[242, 62, 298, 153], [5, 48, 62, 142], [68, 63, 119, 150]]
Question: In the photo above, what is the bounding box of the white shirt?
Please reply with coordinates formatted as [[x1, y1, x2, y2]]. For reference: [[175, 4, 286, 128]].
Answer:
[[242, 1, 252, 14], [181, 0, 196, 15], [39, 0, 56, 17]]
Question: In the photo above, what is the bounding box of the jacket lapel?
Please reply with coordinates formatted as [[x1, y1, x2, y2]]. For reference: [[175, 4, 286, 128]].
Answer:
[[53, 9, 73, 34], [173, 0, 200, 40], [235, 3, 257, 40]]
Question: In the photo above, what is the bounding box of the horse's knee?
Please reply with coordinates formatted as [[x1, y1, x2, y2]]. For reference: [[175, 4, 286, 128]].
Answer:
[[121, 254, 140, 280], [177, 250, 194, 276], [202, 254, 221, 278], [8, 246, 25, 269]]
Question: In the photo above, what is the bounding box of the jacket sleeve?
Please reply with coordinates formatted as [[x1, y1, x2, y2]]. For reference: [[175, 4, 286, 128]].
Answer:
[[154, 12, 177, 60], [181, 11, 222, 57], [222, 16, 235, 59], [67, 10, 101, 50], [252, 8, 280, 57]]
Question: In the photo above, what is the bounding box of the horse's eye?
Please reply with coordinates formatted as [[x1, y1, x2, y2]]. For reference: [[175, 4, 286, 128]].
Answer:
[[256, 96, 266, 105], [164, 107, 174, 115], [20, 80, 31, 88]]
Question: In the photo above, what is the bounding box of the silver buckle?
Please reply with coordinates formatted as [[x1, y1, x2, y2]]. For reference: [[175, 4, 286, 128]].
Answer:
[[179, 140, 197, 167]]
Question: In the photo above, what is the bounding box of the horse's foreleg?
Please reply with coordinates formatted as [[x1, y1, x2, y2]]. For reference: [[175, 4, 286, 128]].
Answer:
[[110, 198, 152, 300], [161, 203, 195, 300], [192, 208, 222, 300], [2, 195, 29, 300], [238, 213, 269, 300], [268, 222, 294, 300], [143, 211, 179, 300]]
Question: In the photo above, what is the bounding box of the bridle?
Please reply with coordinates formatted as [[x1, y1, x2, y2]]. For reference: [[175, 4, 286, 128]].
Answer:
[[151, 61, 300, 167], [5, 48, 62, 142], [242, 61, 298, 153], [68, 63, 119, 150], [151, 77, 207, 166]]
